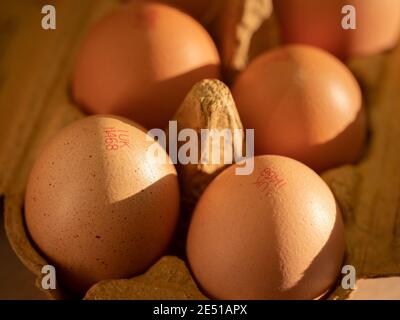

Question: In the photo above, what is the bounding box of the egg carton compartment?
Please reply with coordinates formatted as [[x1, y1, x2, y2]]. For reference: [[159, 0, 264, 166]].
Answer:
[[1, 0, 400, 300]]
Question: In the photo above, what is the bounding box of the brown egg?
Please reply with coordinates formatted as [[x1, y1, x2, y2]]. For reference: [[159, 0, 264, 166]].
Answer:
[[274, 0, 400, 58], [232, 45, 366, 172], [187, 155, 345, 300], [72, 2, 221, 130], [25, 115, 180, 294]]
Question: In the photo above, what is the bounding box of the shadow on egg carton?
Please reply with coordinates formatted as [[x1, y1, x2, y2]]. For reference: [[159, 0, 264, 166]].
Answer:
[[4, 0, 400, 300]]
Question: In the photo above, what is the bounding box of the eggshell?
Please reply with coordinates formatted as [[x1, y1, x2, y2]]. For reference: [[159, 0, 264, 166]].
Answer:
[[72, 2, 221, 130], [25, 115, 180, 294], [273, 0, 400, 58], [232, 45, 366, 172], [186, 155, 345, 300]]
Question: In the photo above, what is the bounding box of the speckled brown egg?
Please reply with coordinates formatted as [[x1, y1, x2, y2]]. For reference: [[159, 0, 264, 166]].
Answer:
[[187, 155, 345, 300], [25, 115, 180, 294], [274, 0, 400, 59], [72, 2, 221, 130], [232, 45, 366, 172]]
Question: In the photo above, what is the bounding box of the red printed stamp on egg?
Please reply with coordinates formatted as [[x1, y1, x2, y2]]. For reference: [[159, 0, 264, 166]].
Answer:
[[253, 167, 286, 197], [103, 128, 131, 151], [132, 8, 158, 29]]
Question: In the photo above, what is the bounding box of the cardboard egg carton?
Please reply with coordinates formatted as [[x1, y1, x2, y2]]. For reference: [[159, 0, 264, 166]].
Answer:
[[1, 0, 400, 300]]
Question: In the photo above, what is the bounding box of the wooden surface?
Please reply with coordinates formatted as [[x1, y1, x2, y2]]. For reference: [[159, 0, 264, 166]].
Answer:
[[1, 0, 400, 299]]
